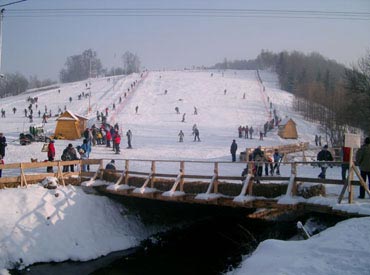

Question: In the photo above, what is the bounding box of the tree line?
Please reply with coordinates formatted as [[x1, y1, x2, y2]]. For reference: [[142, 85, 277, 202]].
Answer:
[[213, 50, 370, 141], [0, 49, 140, 98]]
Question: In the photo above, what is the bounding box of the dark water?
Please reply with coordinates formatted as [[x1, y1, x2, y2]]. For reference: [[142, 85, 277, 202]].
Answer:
[[11, 196, 344, 275]]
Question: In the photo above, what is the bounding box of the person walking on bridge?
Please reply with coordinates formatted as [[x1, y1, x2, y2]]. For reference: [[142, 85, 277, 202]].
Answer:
[[356, 137, 370, 199], [317, 145, 333, 179]]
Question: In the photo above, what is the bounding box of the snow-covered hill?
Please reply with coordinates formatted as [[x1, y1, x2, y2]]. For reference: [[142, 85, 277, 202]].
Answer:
[[0, 69, 319, 164], [0, 70, 369, 274]]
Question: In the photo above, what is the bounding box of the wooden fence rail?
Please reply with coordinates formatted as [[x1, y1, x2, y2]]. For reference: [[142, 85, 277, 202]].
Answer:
[[1, 158, 369, 204]]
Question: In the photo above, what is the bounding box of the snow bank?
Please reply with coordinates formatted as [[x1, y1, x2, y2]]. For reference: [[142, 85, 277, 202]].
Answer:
[[0, 185, 154, 270], [232, 217, 370, 275]]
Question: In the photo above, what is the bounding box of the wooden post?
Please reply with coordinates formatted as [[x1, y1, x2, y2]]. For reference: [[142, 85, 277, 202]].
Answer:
[[291, 162, 297, 196], [151, 161, 156, 188], [125, 160, 130, 185], [348, 148, 354, 203], [180, 161, 185, 192], [20, 163, 28, 188], [20, 163, 23, 187], [99, 159, 104, 179], [247, 177, 254, 195], [213, 162, 219, 193], [58, 161, 65, 187]]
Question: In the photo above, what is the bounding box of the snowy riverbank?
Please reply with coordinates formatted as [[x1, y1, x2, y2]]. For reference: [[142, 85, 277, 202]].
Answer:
[[0, 185, 157, 271]]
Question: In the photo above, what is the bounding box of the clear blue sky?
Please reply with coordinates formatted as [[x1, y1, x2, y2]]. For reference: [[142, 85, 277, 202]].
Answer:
[[2, 0, 370, 80]]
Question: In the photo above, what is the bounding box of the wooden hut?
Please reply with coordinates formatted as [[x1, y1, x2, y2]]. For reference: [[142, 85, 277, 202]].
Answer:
[[75, 114, 88, 135], [54, 111, 88, 140], [278, 118, 298, 139]]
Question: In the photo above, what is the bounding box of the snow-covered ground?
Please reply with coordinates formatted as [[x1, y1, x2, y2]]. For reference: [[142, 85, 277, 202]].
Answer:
[[0, 70, 369, 273]]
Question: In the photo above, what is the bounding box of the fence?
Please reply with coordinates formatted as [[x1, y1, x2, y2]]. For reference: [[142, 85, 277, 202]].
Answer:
[[1, 158, 368, 205]]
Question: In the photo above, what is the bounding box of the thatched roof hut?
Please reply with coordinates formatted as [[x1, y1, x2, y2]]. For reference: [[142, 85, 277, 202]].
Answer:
[[278, 118, 298, 139], [54, 110, 88, 140]]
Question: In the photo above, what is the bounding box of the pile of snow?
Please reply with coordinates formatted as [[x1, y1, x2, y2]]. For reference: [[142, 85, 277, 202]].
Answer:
[[0, 185, 156, 270], [232, 217, 370, 275]]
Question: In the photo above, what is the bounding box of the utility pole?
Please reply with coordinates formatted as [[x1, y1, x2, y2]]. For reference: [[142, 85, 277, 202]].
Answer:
[[0, 9, 4, 76]]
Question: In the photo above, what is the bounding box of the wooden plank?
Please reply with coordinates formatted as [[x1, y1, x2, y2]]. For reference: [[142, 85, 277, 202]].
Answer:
[[0, 176, 22, 184], [295, 177, 360, 185], [0, 163, 21, 169], [81, 159, 103, 165]]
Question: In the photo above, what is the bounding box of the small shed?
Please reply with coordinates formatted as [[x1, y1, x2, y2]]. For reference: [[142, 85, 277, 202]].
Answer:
[[278, 118, 298, 139], [75, 114, 88, 134], [54, 110, 88, 140]]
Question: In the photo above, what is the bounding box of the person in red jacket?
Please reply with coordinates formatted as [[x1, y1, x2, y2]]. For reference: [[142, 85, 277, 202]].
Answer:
[[106, 130, 111, 148], [341, 145, 351, 181], [114, 133, 121, 154], [47, 140, 55, 172]]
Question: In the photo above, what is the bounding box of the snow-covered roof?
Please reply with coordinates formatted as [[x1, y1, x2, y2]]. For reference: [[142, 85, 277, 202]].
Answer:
[[280, 117, 296, 126], [57, 110, 88, 120]]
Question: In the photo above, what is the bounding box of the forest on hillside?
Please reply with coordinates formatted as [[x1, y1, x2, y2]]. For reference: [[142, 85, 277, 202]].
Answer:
[[213, 50, 370, 141]]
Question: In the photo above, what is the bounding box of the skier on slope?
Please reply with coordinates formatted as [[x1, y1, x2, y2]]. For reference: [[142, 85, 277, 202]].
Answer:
[[178, 130, 184, 142], [126, 129, 132, 149]]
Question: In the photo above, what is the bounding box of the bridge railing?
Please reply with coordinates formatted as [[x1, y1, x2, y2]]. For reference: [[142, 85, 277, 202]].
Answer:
[[0, 159, 103, 187], [98, 158, 369, 204], [1, 158, 369, 204]]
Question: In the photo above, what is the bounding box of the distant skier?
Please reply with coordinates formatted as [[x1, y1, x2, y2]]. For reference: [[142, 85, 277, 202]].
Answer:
[[245, 126, 249, 139], [238, 126, 242, 138], [315, 135, 319, 146], [224, 89, 227, 95], [193, 127, 200, 142], [164, 89, 168, 95], [249, 126, 254, 139], [175, 107, 180, 114], [178, 130, 184, 142], [113, 103, 116, 110], [182, 113, 186, 122], [12, 107, 16, 114], [194, 106, 198, 115], [135, 105, 139, 114], [230, 140, 238, 162], [243, 93, 246, 99], [126, 129, 132, 149], [69, 97, 72, 103]]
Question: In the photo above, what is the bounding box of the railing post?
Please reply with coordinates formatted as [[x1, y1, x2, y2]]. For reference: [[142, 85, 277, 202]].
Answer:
[[58, 161, 65, 186], [213, 162, 219, 193], [99, 159, 104, 179], [125, 160, 129, 185], [348, 148, 354, 204], [151, 161, 156, 188], [180, 161, 185, 192], [20, 163, 23, 187]]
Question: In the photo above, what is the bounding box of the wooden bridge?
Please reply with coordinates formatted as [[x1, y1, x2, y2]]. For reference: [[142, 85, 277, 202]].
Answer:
[[1, 158, 369, 219]]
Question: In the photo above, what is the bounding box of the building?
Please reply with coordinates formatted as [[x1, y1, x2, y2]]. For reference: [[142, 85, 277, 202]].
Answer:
[[54, 111, 88, 140], [278, 118, 298, 139]]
